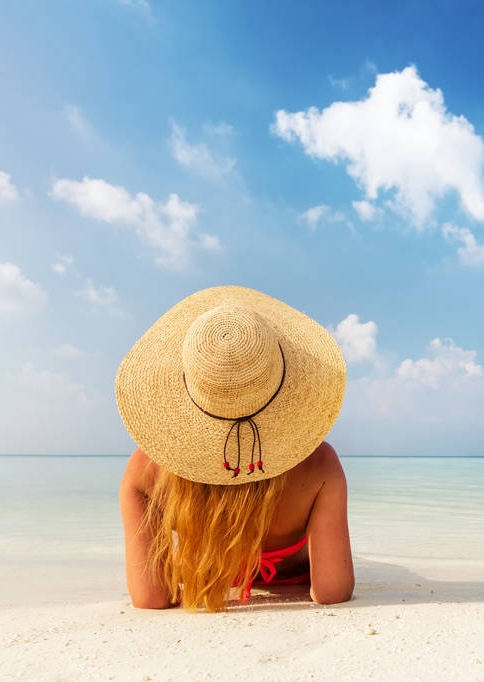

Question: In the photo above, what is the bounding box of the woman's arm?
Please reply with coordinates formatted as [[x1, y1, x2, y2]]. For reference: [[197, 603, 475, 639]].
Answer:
[[307, 443, 355, 604], [119, 448, 173, 609]]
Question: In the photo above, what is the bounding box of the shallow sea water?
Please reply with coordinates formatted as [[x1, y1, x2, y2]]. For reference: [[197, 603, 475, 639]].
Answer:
[[344, 456, 484, 563], [1, 455, 483, 560], [0, 455, 483, 604]]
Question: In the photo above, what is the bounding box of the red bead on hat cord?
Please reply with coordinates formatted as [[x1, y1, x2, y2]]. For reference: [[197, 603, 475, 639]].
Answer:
[[183, 345, 285, 479], [222, 418, 265, 478]]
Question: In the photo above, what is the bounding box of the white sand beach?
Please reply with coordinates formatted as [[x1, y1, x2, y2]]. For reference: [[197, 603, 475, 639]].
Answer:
[[1, 556, 483, 682], [1, 456, 484, 681]]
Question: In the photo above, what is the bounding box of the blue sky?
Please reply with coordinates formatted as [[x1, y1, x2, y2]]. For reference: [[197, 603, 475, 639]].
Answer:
[[1, 0, 484, 456]]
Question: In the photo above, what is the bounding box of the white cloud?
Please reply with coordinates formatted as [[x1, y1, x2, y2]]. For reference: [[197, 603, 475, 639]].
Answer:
[[442, 223, 484, 267], [397, 337, 482, 388], [0, 263, 47, 317], [333, 335, 484, 455], [273, 65, 484, 228], [353, 200, 377, 222], [142, 192, 199, 268], [51, 253, 73, 275], [64, 105, 92, 136], [76, 279, 118, 310], [352, 337, 482, 414], [170, 121, 236, 180], [0, 171, 19, 204], [332, 314, 378, 363], [299, 204, 329, 229], [51, 177, 142, 223], [50, 176, 219, 270], [300, 204, 350, 230], [51, 263, 67, 275], [17, 363, 93, 407]]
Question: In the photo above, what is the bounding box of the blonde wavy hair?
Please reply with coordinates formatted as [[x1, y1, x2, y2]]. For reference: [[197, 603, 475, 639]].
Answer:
[[143, 470, 287, 612]]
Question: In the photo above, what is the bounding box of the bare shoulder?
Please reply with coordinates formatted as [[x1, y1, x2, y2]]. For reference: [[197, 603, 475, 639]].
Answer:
[[120, 448, 160, 496], [296, 441, 346, 487]]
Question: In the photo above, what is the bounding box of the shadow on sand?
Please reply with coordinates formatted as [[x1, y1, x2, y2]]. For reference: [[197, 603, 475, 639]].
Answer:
[[227, 556, 484, 612]]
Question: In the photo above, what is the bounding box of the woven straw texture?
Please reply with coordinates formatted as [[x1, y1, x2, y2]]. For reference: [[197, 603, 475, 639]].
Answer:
[[116, 286, 346, 485]]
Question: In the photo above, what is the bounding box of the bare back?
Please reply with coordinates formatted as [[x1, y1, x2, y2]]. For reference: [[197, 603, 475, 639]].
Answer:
[[120, 441, 354, 607], [257, 443, 354, 601]]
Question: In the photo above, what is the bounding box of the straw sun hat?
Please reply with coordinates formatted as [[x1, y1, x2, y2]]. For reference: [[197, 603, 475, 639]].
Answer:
[[116, 286, 346, 485]]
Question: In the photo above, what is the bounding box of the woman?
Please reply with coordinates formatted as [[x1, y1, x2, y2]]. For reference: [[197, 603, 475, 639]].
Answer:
[[117, 286, 354, 612]]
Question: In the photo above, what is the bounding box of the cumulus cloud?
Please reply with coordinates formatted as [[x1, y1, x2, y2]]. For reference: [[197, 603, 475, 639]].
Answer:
[[347, 337, 482, 418], [170, 121, 236, 180], [51, 177, 141, 223], [0, 171, 19, 203], [50, 176, 219, 269], [334, 335, 484, 455], [76, 279, 120, 313], [300, 204, 350, 230], [397, 338, 482, 388], [353, 200, 378, 222], [51, 253, 73, 275], [0, 263, 47, 317], [300, 204, 329, 229], [442, 223, 484, 267], [273, 66, 484, 228], [332, 314, 378, 363]]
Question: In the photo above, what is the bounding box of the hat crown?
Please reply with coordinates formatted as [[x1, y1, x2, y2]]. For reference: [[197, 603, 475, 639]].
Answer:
[[182, 305, 284, 419]]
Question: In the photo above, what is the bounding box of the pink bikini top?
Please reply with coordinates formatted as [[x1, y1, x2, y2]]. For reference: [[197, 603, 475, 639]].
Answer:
[[239, 536, 309, 599], [258, 536, 308, 583]]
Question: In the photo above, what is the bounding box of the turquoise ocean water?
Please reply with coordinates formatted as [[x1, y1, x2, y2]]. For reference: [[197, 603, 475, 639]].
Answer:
[[0, 455, 483, 605]]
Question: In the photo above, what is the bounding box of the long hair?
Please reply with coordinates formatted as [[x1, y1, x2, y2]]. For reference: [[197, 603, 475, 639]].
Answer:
[[143, 470, 287, 612]]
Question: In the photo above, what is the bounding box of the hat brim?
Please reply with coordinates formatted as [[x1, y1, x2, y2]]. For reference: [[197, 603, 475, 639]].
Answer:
[[116, 286, 346, 485]]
